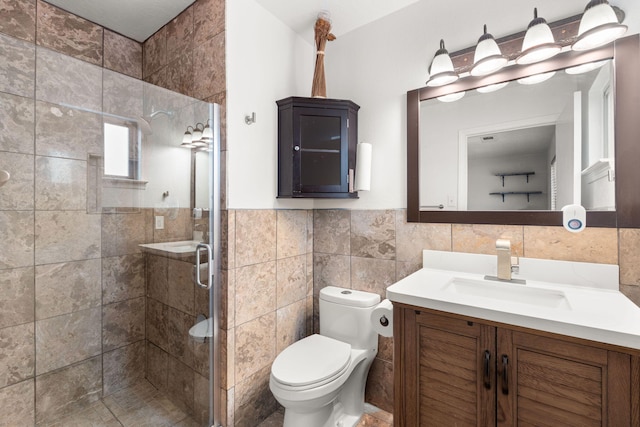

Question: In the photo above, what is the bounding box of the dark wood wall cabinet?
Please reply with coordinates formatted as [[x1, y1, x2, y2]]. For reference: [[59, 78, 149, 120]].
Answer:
[[394, 305, 640, 427], [277, 97, 359, 198]]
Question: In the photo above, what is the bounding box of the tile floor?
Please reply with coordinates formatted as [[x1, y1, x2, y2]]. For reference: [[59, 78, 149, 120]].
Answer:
[[257, 403, 393, 427], [38, 380, 199, 427], [40, 379, 393, 427]]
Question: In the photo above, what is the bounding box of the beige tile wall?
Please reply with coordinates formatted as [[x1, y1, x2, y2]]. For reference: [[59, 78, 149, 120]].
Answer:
[[222, 209, 314, 427], [313, 209, 638, 413]]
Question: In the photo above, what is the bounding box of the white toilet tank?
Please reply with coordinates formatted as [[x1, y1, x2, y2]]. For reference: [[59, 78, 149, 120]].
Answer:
[[319, 286, 380, 350]]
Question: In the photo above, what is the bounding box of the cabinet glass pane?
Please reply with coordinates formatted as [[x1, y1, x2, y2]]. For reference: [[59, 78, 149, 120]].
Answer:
[[300, 115, 342, 187]]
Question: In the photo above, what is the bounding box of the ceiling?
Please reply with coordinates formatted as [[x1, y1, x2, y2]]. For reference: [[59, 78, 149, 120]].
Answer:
[[254, 0, 419, 42], [468, 126, 555, 159], [45, 0, 197, 42], [44, 0, 419, 43]]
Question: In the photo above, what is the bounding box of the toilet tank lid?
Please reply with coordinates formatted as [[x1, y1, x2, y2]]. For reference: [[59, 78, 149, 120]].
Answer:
[[320, 286, 381, 307]]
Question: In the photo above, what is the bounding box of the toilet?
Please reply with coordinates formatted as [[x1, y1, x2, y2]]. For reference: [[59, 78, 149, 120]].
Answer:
[[269, 286, 381, 427]]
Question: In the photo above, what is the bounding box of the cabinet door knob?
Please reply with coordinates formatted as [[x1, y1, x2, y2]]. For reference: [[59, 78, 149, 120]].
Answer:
[[294, 145, 300, 151], [501, 354, 509, 395], [483, 350, 491, 390]]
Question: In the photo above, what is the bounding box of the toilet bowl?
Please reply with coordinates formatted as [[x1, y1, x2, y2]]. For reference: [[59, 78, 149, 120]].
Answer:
[[269, 286, 382, 427]]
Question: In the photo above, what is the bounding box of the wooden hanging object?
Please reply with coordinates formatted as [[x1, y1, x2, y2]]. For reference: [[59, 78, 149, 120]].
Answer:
[[311, 12, 335, 98]]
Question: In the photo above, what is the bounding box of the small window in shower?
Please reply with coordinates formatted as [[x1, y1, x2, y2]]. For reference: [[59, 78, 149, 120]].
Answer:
[[104, 120, 139, 179]]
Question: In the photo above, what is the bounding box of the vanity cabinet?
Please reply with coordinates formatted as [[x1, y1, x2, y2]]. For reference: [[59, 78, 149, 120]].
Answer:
[[394, 306, 640, 427], [276, 97, 359, 198]]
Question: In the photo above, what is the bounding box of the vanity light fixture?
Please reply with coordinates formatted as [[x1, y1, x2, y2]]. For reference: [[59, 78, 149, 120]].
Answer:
[[565, 59, 608, 74], [476, 82, 509, 93], [181, 126, 194, 148], [437, 91, 466, 102], [426, 40, 459, 87], [572, 0, 627, 51], [470, 25, 507, 77], [516, 8, 561, 65], [517, 71, 556, 85]]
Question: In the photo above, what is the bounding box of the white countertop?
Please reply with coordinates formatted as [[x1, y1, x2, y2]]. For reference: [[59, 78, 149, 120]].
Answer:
[[386, 250, 640, 351]]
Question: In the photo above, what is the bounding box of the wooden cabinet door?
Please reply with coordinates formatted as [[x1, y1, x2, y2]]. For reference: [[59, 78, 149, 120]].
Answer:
[[397, 309, 496, 426], [497, 329, 633, 427], [276, 97, 359, 198]]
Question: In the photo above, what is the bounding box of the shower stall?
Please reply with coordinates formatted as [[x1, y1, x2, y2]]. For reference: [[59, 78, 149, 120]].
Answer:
[[0, 32, 221, 426]]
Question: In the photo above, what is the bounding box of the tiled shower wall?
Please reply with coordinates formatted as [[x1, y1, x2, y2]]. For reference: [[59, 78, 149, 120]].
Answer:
[[313, 209, 640, 413], [0, 0, 150, 424], [145, 250, 211, 424]]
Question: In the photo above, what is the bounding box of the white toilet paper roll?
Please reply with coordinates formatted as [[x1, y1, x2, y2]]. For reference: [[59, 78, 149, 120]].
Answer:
[[355, 142, 372, 191], [371, 299, 393, 337]]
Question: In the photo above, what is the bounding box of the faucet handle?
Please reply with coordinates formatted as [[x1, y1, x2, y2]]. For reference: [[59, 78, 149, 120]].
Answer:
[[496, 238, 511, 250], [510, 255, 520, 274]]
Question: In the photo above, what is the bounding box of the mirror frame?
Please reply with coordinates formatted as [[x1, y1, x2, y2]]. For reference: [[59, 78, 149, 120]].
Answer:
[[407, 34, 640, 227]]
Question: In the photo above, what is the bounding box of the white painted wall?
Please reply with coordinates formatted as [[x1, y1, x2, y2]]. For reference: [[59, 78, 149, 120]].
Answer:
[[226, 0, 640, 210], [227, 0, 314, 209], [468, 153, 549, 210]]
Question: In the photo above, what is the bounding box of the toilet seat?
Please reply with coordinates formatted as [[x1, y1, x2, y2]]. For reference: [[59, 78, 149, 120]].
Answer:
[[271, 334, 351, 390]]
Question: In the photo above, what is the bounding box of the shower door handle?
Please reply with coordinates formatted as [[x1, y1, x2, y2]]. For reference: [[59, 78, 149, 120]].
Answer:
[[195, 243, 212, 289]]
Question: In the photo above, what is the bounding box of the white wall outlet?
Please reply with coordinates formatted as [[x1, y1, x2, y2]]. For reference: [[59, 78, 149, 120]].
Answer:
[[447, 194, 457, 207], [155, 215, 165, 230]]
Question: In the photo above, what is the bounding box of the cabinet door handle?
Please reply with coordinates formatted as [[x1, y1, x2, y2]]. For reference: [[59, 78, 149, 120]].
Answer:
[[501, 355, 509, 395], [483, 350, 491, 390]]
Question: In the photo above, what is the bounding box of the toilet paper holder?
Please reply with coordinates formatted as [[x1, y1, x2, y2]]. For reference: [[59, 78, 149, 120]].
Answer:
[[371, 299, 394, 337]]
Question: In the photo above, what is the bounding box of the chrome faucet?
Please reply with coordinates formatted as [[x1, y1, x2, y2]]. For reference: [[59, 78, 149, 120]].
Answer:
[[485, 239, 524, 284], [496, 239, 514, 281]]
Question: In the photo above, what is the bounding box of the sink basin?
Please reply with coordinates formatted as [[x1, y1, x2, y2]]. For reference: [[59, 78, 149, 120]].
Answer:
[[167, 241, 201, 251], [442, 277, 571, 310], [139, 240, 203, 254]]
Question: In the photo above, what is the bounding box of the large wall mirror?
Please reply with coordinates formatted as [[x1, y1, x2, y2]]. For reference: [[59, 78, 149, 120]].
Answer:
[[407, 34, 640, 227]]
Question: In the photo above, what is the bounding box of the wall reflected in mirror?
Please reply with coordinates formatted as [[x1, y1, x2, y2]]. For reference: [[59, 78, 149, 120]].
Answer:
[[419, 59, 614, 212], [193, 149, 211, 209]]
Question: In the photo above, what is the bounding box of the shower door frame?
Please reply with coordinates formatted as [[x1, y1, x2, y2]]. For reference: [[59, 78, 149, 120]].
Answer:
[[206, 102, 222, 427]]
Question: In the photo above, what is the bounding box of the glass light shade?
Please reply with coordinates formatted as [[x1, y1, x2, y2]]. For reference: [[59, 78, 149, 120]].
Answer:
[[565, 59, 608, 74], [517, 71, 556, 85], [437, 91, 466, 102], [516, 9, 561, 65], [181, 127, 193, 147], [426, 40, 459, 87], [201, 122, 214, 141], [191, 123, 203, 139], [471, 25, 507, 76], [191, 140, 207, 148], [476, 82, 509, 93], [572, 0, 627, 51]]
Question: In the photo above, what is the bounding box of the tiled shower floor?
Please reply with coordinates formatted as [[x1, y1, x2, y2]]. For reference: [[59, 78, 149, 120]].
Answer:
[[39, 380, 199, 427]]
